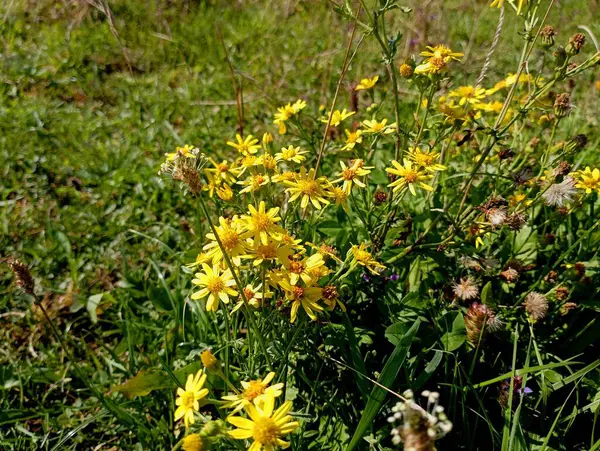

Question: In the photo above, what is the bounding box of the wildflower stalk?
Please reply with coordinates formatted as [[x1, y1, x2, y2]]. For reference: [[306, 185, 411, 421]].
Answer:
[[313, 7, 363, 177], [197, 194, 273, 369]]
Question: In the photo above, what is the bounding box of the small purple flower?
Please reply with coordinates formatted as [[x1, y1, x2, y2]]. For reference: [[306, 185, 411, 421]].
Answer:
[[362, 273, 371, 282], [389, 273, 399, 282]]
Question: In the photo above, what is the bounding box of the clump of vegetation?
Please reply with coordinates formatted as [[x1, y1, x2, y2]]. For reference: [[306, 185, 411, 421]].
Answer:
[[2, 0, 600, 450]]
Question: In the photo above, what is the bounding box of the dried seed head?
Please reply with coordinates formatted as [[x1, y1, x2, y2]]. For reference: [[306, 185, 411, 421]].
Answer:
[[541, 25, 556, 48], [497, 148, 515, 161], [506, 212, 527, 231], [500, 267, 519, 283], [453, 278, 479, 301], [7, 258, 34, 295], [322, 285, 339, 301], [486, 207, 508, 228], [566, 33, 585, 55], [524, 292, 548, 322], [512, 167, 533, 185], [374, 190, 388, 205], [553, 93, 572, 118], [542, 176, 577, 207]]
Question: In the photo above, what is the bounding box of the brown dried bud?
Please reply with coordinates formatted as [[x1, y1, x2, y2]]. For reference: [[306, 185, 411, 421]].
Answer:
[[500, 268, 519, 283], [560, 302, 577, 315], [374, 190, 387, 205], [574, 262, 586, 278], [544, 270, 558, 284], [498, 148, 515, 161], [541, 25, 556, 48], [555, 286, 569, 301], [506, 213, 527, 231], [553, 93, 572, 118], [524, 292, 548, 322], [7, 258, 34, 295], [552, 161, 571, 177], [566, 134, 588, 153], [566, 33, 585, 56], [322, 285, 339, 301], [544, 233, 556, 244]]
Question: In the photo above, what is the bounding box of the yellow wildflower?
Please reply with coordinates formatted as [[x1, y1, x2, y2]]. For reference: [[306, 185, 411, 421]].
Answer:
[[334, 159, 373, 194], [355, 75, 379, 91], [279, 278, 323, 323], [283, 253, 327, 286], [361, 118, 395, 134], [322, 109, 355, 127], [191, 264, 238, 311], [275, 145, 308, 164], [174, 369, 209, 428], [182, 434, 204, 451], [232, 283, 272, 313], [240, 201, 285, 245], [448, 85, 487, 106], [207, 158, 238, 184], [203, 216, 249, 267], [574, 167, 600, 194], [386, 159, 435, 195], [329, 186, 350, 212], [350, 243, 385, 274], [227, 134, 261, 156], [165, 144, 197, 161], [227, 397, 299, 450], [415, 44, 463, 75], [238, 173, 271, 194], [407, 148, 447, 173], [222, 372, 284, 413], [342, 129, 363, 150], [216, 183, 234, 201], [274, 99, 307, 134], [283, 167, 331, 210]]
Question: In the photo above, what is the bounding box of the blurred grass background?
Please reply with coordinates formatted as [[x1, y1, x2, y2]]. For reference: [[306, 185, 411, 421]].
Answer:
[[1, 0, 599, 449]]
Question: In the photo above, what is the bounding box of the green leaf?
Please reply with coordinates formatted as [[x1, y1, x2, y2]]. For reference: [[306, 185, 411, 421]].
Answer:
[[346, 320, 420, 451], [87, 293, 104, 324], [112, 360, 204, 399], [439, 311, 466, 352], [481, 281, 494, 306]]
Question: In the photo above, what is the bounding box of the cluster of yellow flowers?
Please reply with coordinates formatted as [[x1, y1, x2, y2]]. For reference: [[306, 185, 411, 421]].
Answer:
[[188, 198, 386, 322], [174, 358, 299, 451]]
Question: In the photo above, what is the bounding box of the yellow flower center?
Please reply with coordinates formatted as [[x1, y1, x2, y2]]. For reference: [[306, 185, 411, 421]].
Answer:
[[342, 168, 357, 181], [403, 170, 419, 183], [371, 123, 384, 132], [220, 228, 239, 250], [206, 275, 225, 294], [353, 249, 372, 264], [255, 243, 277, 259], [217, 163, 229, 172], [413, 153, 434, 166], [253, 213, 273, 231], [243, 380, 265, 401], [238, 144, 249, 153], [243, 288, 256, 299], [292, 286, 305, 299], [253, 417, 279, 445], [288, 261, 305, 274], [282, 149, 296, 159], [182, 391, 196, 409], [297, 179, 319, 195], [430, 56, 447, 72]]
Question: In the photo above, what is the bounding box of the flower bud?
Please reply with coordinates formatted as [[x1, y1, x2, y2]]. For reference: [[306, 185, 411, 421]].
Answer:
[[553, 46, 567, 67], [182, 434, 205, 451], [374, 190, 387, 205], [8, 258, 34, 295], [201, 349, 220, 372], [399, 63, 414, 79], [566, 134, 587, 153]]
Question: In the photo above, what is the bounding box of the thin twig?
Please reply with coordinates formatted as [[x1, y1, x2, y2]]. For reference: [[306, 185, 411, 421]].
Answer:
[[216, 24, 245, 136]]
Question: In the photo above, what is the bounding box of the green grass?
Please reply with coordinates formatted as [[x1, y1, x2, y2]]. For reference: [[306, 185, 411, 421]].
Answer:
[[1, 0, 600, 449]]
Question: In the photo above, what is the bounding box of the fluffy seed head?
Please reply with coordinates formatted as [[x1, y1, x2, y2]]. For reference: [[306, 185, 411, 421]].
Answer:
[[524, 292, 549, 321]]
